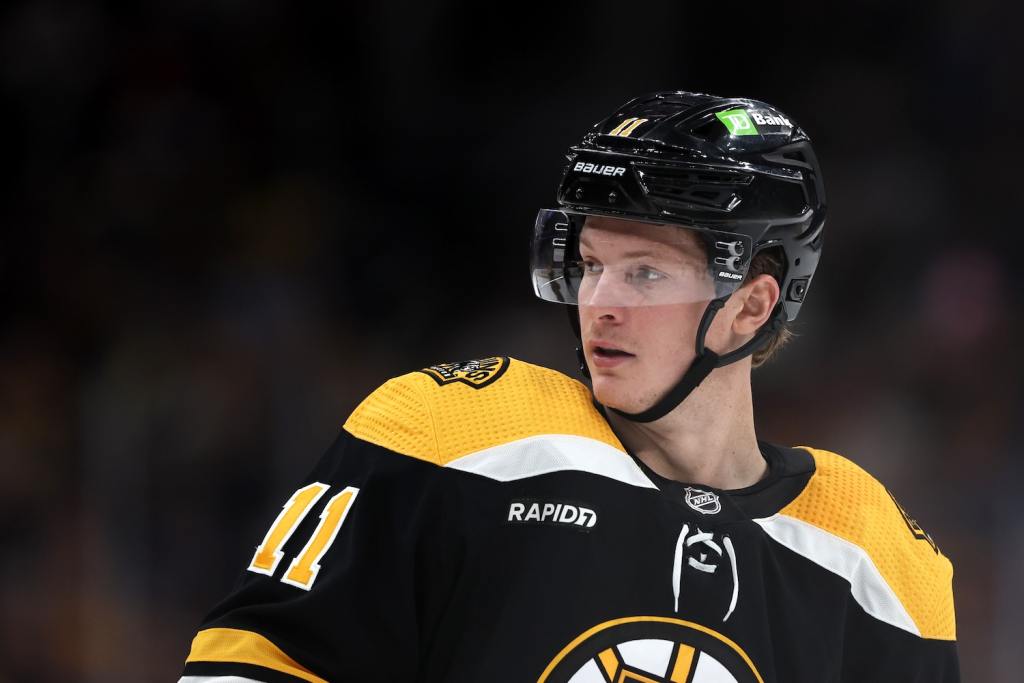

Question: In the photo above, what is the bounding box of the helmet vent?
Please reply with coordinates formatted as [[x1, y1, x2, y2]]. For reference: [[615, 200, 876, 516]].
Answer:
[[591, 135, 673, 155], [594, 135, 642, 148], [688, 118, 721, 141], [640, 169, 752, 212], [762, 146, 813, 170]]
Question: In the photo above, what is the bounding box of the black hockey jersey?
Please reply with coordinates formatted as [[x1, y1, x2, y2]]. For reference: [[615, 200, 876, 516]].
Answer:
[[179, 357, 959, 682]]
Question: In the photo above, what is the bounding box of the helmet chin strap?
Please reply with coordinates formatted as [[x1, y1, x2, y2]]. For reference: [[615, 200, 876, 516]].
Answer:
[[571, 299, 784, 424]]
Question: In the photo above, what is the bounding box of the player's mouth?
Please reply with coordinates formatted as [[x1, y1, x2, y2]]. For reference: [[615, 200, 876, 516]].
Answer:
[[589, 343, 636, 368]]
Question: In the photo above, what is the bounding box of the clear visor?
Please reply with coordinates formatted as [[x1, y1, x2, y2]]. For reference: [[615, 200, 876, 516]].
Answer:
[[530, 209, 752, 307]]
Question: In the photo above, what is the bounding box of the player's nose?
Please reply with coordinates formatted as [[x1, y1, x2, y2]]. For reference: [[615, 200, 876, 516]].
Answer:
[[581, 269, 642, 308]]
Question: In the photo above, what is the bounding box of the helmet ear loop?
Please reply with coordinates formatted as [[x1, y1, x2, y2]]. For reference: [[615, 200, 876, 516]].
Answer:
[[574, 295, 727, 383], [695, 297, 726, 356], [715, 302, 786, 367], [567, 305, 591, 379], [573, 294, 774, 423], [606, 298, 725, 424]]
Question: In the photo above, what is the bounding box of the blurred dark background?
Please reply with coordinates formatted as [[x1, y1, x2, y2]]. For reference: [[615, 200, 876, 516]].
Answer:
[[1, 1, 1021, 681]]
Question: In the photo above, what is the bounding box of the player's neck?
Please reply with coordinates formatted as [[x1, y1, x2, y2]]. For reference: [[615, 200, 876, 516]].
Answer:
[[605, 362, 767, 491]]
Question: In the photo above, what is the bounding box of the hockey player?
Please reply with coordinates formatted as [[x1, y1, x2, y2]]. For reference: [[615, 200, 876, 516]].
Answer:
[[179, 91, 959, 682]]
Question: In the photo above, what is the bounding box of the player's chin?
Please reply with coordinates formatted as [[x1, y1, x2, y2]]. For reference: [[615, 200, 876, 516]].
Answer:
[[590, 377, 647, 414]]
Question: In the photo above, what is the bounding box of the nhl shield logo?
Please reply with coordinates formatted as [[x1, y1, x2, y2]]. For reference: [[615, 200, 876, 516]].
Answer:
[[684, 487, 721, 515]]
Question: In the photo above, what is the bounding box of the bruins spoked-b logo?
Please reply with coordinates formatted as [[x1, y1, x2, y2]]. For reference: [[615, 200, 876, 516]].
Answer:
[[418, 356, 510, 389], [539, 617, 763, 683]]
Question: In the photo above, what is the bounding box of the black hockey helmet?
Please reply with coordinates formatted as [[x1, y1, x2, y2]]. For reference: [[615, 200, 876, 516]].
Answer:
[[530, 91, 826, 422]]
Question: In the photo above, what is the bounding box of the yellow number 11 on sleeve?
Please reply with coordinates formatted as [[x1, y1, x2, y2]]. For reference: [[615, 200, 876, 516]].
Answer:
[[247, 482, 360, 591]]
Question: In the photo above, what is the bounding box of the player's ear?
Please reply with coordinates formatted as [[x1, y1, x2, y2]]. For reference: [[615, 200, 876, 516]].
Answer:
[[732, 274, 780, 336]]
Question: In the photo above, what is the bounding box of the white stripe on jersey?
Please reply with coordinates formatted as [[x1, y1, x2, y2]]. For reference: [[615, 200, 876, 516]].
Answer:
[[754, 513, 921, 636], [445, 433, 658, 489]]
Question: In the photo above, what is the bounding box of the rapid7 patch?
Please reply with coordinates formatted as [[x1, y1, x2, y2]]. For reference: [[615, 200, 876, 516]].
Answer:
[[506, 498, 598, 531], [418, 356, 510, 389]]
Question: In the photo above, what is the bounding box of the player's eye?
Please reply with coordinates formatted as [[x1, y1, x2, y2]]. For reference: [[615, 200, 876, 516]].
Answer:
[[582, 259, 603, 275], [627, 266, 667, 284]]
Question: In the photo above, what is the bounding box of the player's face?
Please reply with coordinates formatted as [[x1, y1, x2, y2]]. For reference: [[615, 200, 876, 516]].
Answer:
[[577, 216, 714, 414]]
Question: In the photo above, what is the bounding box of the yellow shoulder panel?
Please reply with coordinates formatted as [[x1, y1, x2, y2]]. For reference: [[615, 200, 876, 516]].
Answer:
[[342, 371, 439, 463], [343, 357, 623, 465], [186, 627, 327, 683], [781, 447, 956, 640]]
